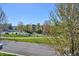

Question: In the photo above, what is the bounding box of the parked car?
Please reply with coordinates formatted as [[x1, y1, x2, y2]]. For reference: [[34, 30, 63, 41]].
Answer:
[[0, 43, 3, 49]]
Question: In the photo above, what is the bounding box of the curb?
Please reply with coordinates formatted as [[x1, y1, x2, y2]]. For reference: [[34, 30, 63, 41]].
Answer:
[[0, 51, 25, 56]]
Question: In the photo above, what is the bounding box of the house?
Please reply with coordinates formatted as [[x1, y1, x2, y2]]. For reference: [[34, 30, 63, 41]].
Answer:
[[0, 24, 31, 36], [1, 29, 31, 36]]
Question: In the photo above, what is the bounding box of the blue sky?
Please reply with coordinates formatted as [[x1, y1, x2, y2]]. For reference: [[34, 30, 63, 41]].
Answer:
[[0, 3, 56, 26]]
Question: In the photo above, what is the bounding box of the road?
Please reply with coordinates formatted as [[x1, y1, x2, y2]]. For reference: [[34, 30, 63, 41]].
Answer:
[[0, 40, 57, 56]]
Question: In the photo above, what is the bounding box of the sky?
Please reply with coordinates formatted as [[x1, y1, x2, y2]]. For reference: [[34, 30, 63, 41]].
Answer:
[[0, 3, 56, 26]]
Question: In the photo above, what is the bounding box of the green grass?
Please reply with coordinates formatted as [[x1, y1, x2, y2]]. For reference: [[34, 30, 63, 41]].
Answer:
[[0, 34, 53, 45], [1, 34, 45, 37], [1, 34, 28, 37], [0, 52, 16, 56], [0, 36, 52, 45]]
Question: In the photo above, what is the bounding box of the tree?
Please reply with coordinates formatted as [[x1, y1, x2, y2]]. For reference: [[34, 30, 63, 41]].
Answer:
[[23, 25, 28, 32], [0, 7, 7, 42], [17, 21, 24, 32], [26, 24, 33, 33], [0, 7, 7, 33], [0, 7, 7, 24], [48, 4, 79, 56], [43, 20, 52, 35], [35, 23, 42, 34]]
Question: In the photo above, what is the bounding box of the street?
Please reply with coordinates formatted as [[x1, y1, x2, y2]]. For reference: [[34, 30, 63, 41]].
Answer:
[[0, 40, 57, 56]]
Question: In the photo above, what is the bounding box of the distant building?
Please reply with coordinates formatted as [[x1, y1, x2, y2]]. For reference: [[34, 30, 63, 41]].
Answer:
[[12, 26, 17, 30], [32, 24, 36, 32]]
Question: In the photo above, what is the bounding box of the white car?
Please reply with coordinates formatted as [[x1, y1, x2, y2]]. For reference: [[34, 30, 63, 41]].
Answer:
[[0, 43, 3, 49]]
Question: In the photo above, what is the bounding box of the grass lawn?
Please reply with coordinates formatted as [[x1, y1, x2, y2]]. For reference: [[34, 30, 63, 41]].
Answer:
[[0, 52, 16, 56], [0, 36, 52, 45]]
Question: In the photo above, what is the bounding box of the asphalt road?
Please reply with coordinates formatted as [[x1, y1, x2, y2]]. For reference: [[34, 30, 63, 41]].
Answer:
[[0, 40, 57, 56]]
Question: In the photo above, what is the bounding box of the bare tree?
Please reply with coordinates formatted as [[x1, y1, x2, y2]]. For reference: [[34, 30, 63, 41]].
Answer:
[[0, 7, 7, 24], [0, 7, 7, 34], [0, 7, 7, 42]]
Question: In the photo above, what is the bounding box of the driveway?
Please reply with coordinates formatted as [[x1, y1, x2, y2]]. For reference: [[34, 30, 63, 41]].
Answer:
[[0, 40, 57, 56]]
